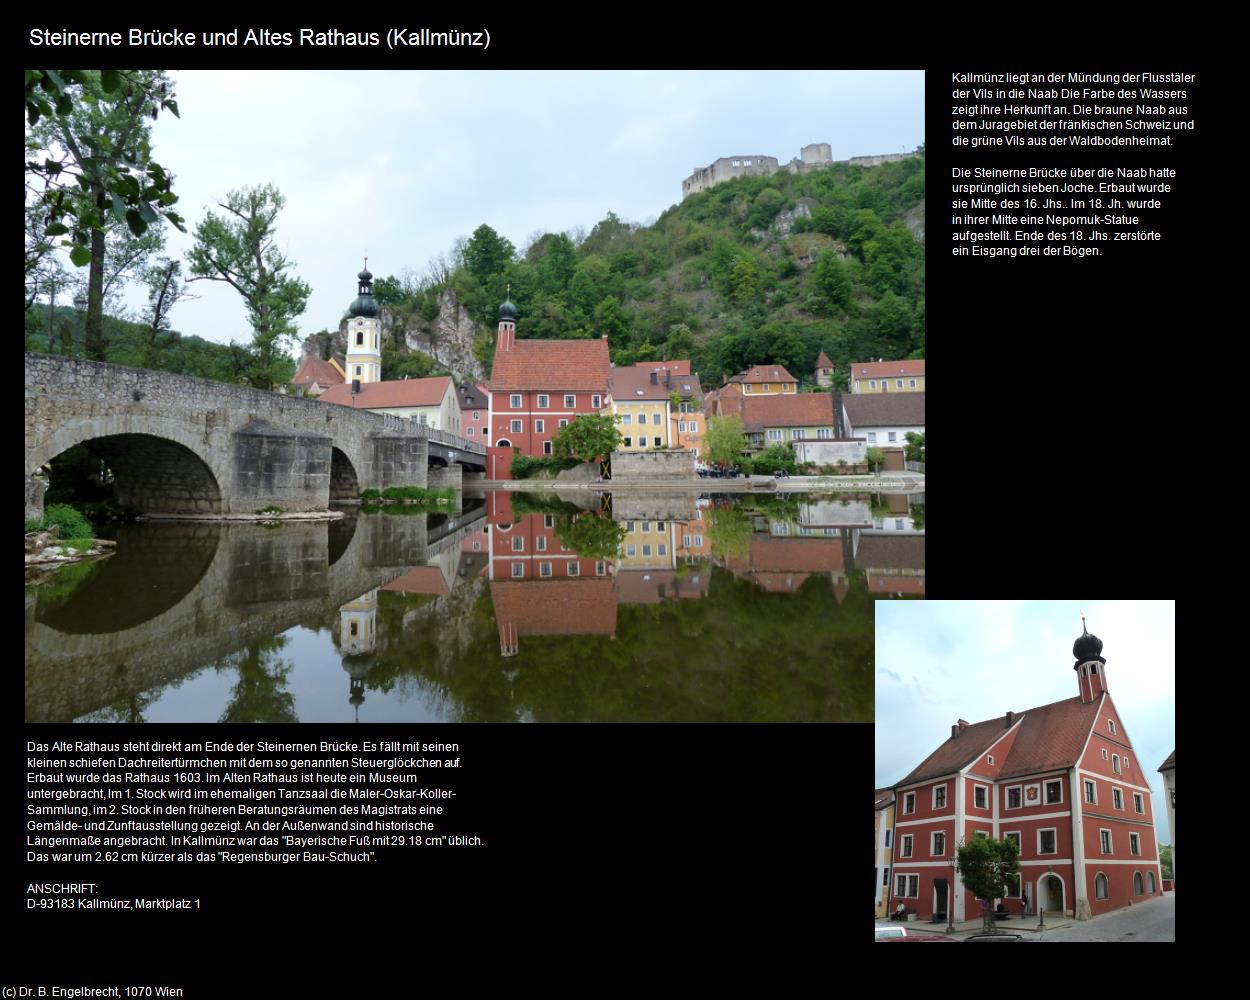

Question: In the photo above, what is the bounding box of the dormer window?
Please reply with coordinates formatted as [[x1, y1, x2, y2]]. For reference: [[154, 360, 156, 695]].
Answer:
[[987, 755, 994, 765]]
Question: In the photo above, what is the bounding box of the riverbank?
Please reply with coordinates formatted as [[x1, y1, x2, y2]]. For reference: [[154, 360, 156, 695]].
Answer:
[[25, 535, 115, 569], [473, 474, 925, 493], [137, 510, 346, 522]]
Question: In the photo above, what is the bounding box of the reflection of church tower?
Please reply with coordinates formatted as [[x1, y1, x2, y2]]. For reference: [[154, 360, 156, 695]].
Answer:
[[345, 259, 381, 385], [340, 588, 378, 655], [344, 656, 372, 722]]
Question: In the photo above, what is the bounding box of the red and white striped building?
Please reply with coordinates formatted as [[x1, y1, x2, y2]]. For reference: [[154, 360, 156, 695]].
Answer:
[[888, 623, 1163, 922]]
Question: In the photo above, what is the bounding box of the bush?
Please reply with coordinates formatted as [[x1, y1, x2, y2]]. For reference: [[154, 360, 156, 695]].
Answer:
[[751, 442, 800, 475], [360, 488, 381, 500], [380, 485, 454, 502], [510, 454, 579, 479], [257, 504, 283, 515], [41, 504, 95, 540], [25, 518, 43, 534]]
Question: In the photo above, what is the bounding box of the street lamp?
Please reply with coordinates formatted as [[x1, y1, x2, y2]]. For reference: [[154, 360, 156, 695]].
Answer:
[[945, 855, 957, 934], [73, 294, 87, 354], [1036, 864, 1052, 932]]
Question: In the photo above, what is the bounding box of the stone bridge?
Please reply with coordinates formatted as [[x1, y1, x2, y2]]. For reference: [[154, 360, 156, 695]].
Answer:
[[24, 353, 486, 518], [24, 503, 487, 722]]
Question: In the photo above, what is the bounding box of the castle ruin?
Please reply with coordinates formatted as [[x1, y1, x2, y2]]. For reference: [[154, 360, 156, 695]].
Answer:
[[680, 142, 915, 199]]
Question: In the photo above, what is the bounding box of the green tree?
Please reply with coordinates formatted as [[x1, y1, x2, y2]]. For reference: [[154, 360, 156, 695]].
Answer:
[[1159, 844, 1172, 880], [553, 512, 628, 561], [553, 414, 622, 472], [187, 184, 311, 389], [956, 833, 1021, 935], [663, 323, 696, 361], [705, 415, 747, 468], [904, 431, 925, 464], [748, 187, 785, 229], [706, 502, 752, 559], [865, 447, 886, 475], [811, 252, 853, 314], [594, 295, 631, 342], [727, 254, 760, 306], [138, 258, 194, 368], [27, 70, 183, 359], [463, 223, 515, 283]]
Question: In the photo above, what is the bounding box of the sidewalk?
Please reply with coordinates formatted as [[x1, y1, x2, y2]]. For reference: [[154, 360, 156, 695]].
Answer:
[[878, 910, 1078, 938]]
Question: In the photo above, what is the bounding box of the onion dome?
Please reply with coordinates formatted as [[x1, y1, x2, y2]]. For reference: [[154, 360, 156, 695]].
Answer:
[[1073, 619, 1104, 662], [499, 298, 518, 322], [349, 258, 379, 318]]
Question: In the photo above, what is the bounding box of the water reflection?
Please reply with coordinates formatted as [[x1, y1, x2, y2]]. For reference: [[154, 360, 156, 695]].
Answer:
[[25, 491, 920, 722]]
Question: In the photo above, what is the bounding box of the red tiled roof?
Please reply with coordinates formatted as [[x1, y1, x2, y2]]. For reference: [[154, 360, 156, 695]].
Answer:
[[615, 570, 677, 604], [875, 788, 896, 811], [489, 579, 617, 637], [292, 357, 345, 387], [632, 359, 692, 375], [842, 392, 925, 429], [1158, 750, 1175, 772], [728, 364, 798, 385], [851, 360, 926, 379], [381, 567, 450, 596], [747, 536, 844, 573], [856, 536, 925, 571], [868, 575, 926, 595], [489, 338, 611, 392], [816, 351, 834, 370], [319, 376, 453, 409], [458, 382, 490, 410], [739, 393, 835, 432], [897, 696, 1103, 787], [610, 366, 702, 401]]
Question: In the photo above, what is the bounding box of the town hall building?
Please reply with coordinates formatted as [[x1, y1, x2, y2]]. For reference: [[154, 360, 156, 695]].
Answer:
[[887, 621, 1163, 923]]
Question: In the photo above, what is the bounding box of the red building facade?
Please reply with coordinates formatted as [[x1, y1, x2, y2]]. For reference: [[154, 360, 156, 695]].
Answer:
[[486, 299, 612, 465], [889, 623, 1162, 923]]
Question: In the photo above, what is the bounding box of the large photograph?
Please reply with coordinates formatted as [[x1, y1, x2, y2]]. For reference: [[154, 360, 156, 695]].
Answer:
[[25, 70, 924, 722]]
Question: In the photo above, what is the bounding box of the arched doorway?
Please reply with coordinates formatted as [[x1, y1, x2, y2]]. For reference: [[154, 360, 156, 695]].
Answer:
[[1038, 873, 1065, 915], [42, 434, 222, 515]]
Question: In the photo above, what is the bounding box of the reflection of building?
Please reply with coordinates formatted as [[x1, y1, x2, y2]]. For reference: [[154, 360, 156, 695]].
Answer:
[[888, 623, 1163, 924], [852, 534, 925, 596], [619, 518, 675, 569], [674, 505, 712, 561], [486, 509, 617, 656], [340, 588, 378, 655], [616, 564, 711, 604], [875, 788, 895, 919], [724, 534, 847, 596], [1158, 751, 1175, 883]]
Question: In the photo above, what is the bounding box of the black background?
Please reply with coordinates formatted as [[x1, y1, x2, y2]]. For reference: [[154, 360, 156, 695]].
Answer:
[[20, 16, 1203, 987]]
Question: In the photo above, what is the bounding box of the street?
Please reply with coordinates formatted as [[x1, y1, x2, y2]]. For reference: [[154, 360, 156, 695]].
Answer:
[[1037, 891, 1174, 941]]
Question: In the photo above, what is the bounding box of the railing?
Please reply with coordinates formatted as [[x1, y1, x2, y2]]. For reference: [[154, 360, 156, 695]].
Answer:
[[905, 460, 925, 473], [370, 412, 485, 453]]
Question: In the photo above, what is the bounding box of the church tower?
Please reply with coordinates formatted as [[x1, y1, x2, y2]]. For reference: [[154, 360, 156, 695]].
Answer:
[[345, 260, 381, 384], [1073, 614, 1108, 703]]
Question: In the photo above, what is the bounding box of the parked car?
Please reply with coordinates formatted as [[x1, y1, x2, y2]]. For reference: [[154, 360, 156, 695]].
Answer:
[[874, 926, 908, 941]]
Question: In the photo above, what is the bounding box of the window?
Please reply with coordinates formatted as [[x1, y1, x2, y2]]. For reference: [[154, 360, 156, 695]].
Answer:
[[895, 874, 919, 898], [592, 395, 601, 409], [1004, 832, 1021, 850], [354, 366, 362, 377], [1007, 786, 1022, 809], [883, 866, 890, 888], [1038, 829, 1057, 854], [622, 414, 632, 425], [356, 331, 363, 346], [511, 420, 522, 433], [909, 379, 917, 388], [658, 544, 666, 556], [544, 515, 554, 528], [1101, 748, 1108, 760], [768, 429, 783, 441], [538, 561, 552, 578], [1133, 871, 1144, 895], [884, 830, 891, 848], [931, 832, 946, 857], [869, 380, 877, 389], [817, 428, 831, 439], [896, 380, 903, 388], [888, 432, 897, 443], [537, 394, 549, 408], [1084, 779, 1097, 804], [933, 785, 946, 810], [1123, 756, 1130, 770], [793, 429, 804, 439], [559, 419, 569, 428], [626, 544, 636, 557], [652, 413, 661, 425], [1133, 792, 1144, 814], [1100, 830, 1112, 853], [473, 541, 481, 551], [565, 395, 576, 408], [566, 562, 579, 577], [473, 411, 480, 421], [1096, 873, 1109, 899], [595, 561, 605, 576], [623, 437, 632, 448], [349, 621, 358, 637], [536, 536, 547, 552], [1113, 788, 1123, 810], [534, 419, 545, 434], [695, 535, 703, 546], [511, 562, 524, 578], [1112, 754, 1120, 774], [1147, 871, 1156, 893], [987, 755, 994, 765], [511, 537, 524, 552], [902, 792, 915, 815], [899, 834, 913, 858], [1004, 874, 1021, 898], [867, 432, 877, 444], [510, 394, 522, 409], [1045, 780, 1063, 805], [467, 428, 474, 436], [974, 785, 988, 809], [642, 544, 651, 557], [1130, 833, 1140, 856], [1108, 719, 1116, 735]]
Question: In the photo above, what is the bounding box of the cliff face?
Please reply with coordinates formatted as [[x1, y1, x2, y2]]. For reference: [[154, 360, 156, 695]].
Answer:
[[306, 288, 485, 382]]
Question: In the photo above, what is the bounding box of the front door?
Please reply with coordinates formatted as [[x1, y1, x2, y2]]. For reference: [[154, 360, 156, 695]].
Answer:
[[1041, 875, 1063, 913], [933, 879, 948, 919]]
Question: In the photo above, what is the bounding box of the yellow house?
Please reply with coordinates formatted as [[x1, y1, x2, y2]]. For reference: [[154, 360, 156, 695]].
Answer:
[[850, 360, 926, 394], [875, 788, 895, 919], [726, 364, 798, 396], [611, 364, 702, 454]]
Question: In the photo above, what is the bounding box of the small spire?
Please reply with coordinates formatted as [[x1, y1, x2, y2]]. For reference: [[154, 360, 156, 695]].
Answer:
[[1080, 609, 1087, 634]]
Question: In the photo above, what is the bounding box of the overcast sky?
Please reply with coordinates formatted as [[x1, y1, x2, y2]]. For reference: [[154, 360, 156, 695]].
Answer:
[[123, 70, 924, 346], [875, 601, 1175, 846]]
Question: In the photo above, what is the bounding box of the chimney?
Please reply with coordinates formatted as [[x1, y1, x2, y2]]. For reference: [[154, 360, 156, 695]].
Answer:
[[650, 371, 658, 385], [1005, 711, 1015, 729], [352, 379, 360, 395], [951, 724, 959, 739]]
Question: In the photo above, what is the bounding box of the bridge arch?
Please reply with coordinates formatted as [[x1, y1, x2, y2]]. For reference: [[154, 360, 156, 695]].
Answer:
[[30, 415, 225, 515], [329, 446, 360, 502]]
